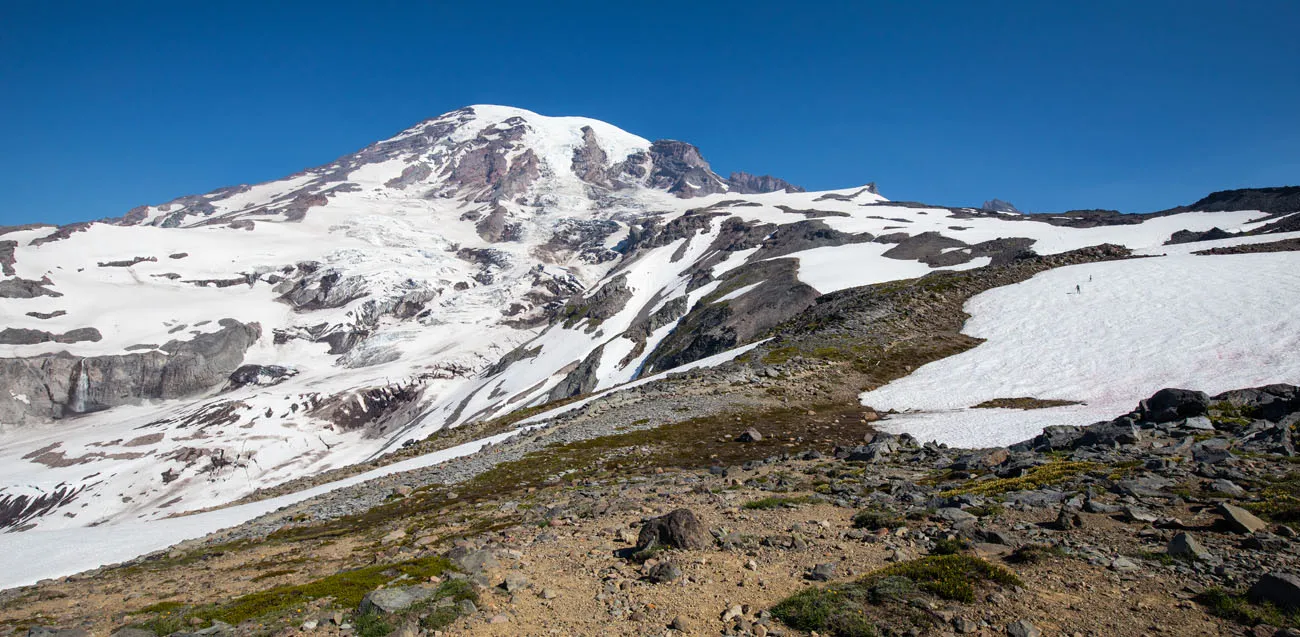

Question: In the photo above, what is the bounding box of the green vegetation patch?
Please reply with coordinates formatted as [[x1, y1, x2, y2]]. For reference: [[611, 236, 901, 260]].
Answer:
[[1197, 587, 1300, 628], [772, 556, 1022, 636], [1208, 401, 1254, 428], [418, 579, 479, 630], [742, 495, 817, 510], [851, 508, 905, 531], [122, 555, 454, 632], [939, 461, 1101, 497], [1005, 543, 1068, 564], [972, 397, 1082, 410], [1244, 473, 1300, 522]]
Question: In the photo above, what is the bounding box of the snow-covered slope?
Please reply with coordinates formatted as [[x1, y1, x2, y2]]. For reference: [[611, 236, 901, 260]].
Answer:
[[1, 104, 1296, 535], [864, 252, 1300, 446]]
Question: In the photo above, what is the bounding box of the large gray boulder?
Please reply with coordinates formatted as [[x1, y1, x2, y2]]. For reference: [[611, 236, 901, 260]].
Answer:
[[358, 585, 439, 615], [637, 508, 711, 551], [1218, 502, 1268, 534]]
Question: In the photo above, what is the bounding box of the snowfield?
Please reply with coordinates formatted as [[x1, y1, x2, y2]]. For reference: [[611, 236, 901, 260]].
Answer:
[[0, 340, 761, 590], [863, 252, 1300, 446], [0, 428, 524, 590]]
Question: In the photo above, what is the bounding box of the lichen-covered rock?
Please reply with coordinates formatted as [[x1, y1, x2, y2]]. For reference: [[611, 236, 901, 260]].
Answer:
[[637, 508, 711, 551]]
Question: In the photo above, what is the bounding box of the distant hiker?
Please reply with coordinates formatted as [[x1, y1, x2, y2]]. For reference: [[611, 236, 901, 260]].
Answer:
[[1076, 284, 1081, 294]]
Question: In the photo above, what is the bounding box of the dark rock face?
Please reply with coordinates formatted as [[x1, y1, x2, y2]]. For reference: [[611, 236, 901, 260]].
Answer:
[[97, 256, 157, 268], [752, 220, 871, 260], [641, 140, 729, 198], [0, 277, 61, 299], [879, 232, 1035, 267], [0, 327, 102, 345], [637, 508, 711, 551], [1139, 388, 1210, 423], [0, 485, 86, 530], [275, 266, 368, 311], [643, 258, 818, 374], [1166, 227, 1235, 245], [727, 171, 803, 194], [560, 274, 633, 328], [227, 364, 298, 389], [308, 382, 425, 435], [541, 218, 621, 264], [0, 319, 261, 425], [547, 345, 605, 402], [571, 126, 610, 186], [383, 162, 432, 189], [0, 240, 15, 276], [29, 222, 92, 246]]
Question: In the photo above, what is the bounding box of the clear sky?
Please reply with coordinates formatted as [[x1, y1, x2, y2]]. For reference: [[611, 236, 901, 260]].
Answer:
[[1, 1, 1297, 226]]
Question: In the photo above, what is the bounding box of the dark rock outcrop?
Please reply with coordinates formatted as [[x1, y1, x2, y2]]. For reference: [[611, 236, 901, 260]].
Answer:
[[571, 126, 610, 186], [226, 364, 298, 389], [547, 345, 604, 402], [643, 258, 818, 374], [0, 319, 261, 425], [0, 277, 61, 299], [0, 327, 101, 345], [0, 240, 15, 276], [641, 140, 729, 198]]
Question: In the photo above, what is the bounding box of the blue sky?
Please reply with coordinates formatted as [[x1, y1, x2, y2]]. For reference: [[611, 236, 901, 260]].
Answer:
[[1, 1, 1297, 226]]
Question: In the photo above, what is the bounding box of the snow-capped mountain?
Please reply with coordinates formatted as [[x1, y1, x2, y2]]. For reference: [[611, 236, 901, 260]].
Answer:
[[0, 105, 1296, 534]]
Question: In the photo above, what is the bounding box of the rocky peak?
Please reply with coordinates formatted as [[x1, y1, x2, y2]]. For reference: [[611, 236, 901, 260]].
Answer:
[[727, 171, 804, 195], [640, 140, 729, 198], [981, 198, 1020, 214]]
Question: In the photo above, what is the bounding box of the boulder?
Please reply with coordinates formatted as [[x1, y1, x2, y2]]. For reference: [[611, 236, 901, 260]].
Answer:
[[646, 561, 683, 583], [1219, 502, 1269, 534], [935, 507, 978, 525], [500, 573, 529, 593], [26, 629, 91, 637], [806, 562, 837, 581], [1140, 388, 1210, 423], [1006, 620, 1043, 637], [1077, 418, 1141, 447], [735, 428, 763, 443], [447, 547, 499, 573], [637, 508, 711, 551], [950, 448, 1010, 470], [1167, 532, 1210, 560], [358, 586, 438, 615], [1049, 505, 1084, 530], [1249, 572, 1300, 609], [1032, 425, 1083, 450]]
